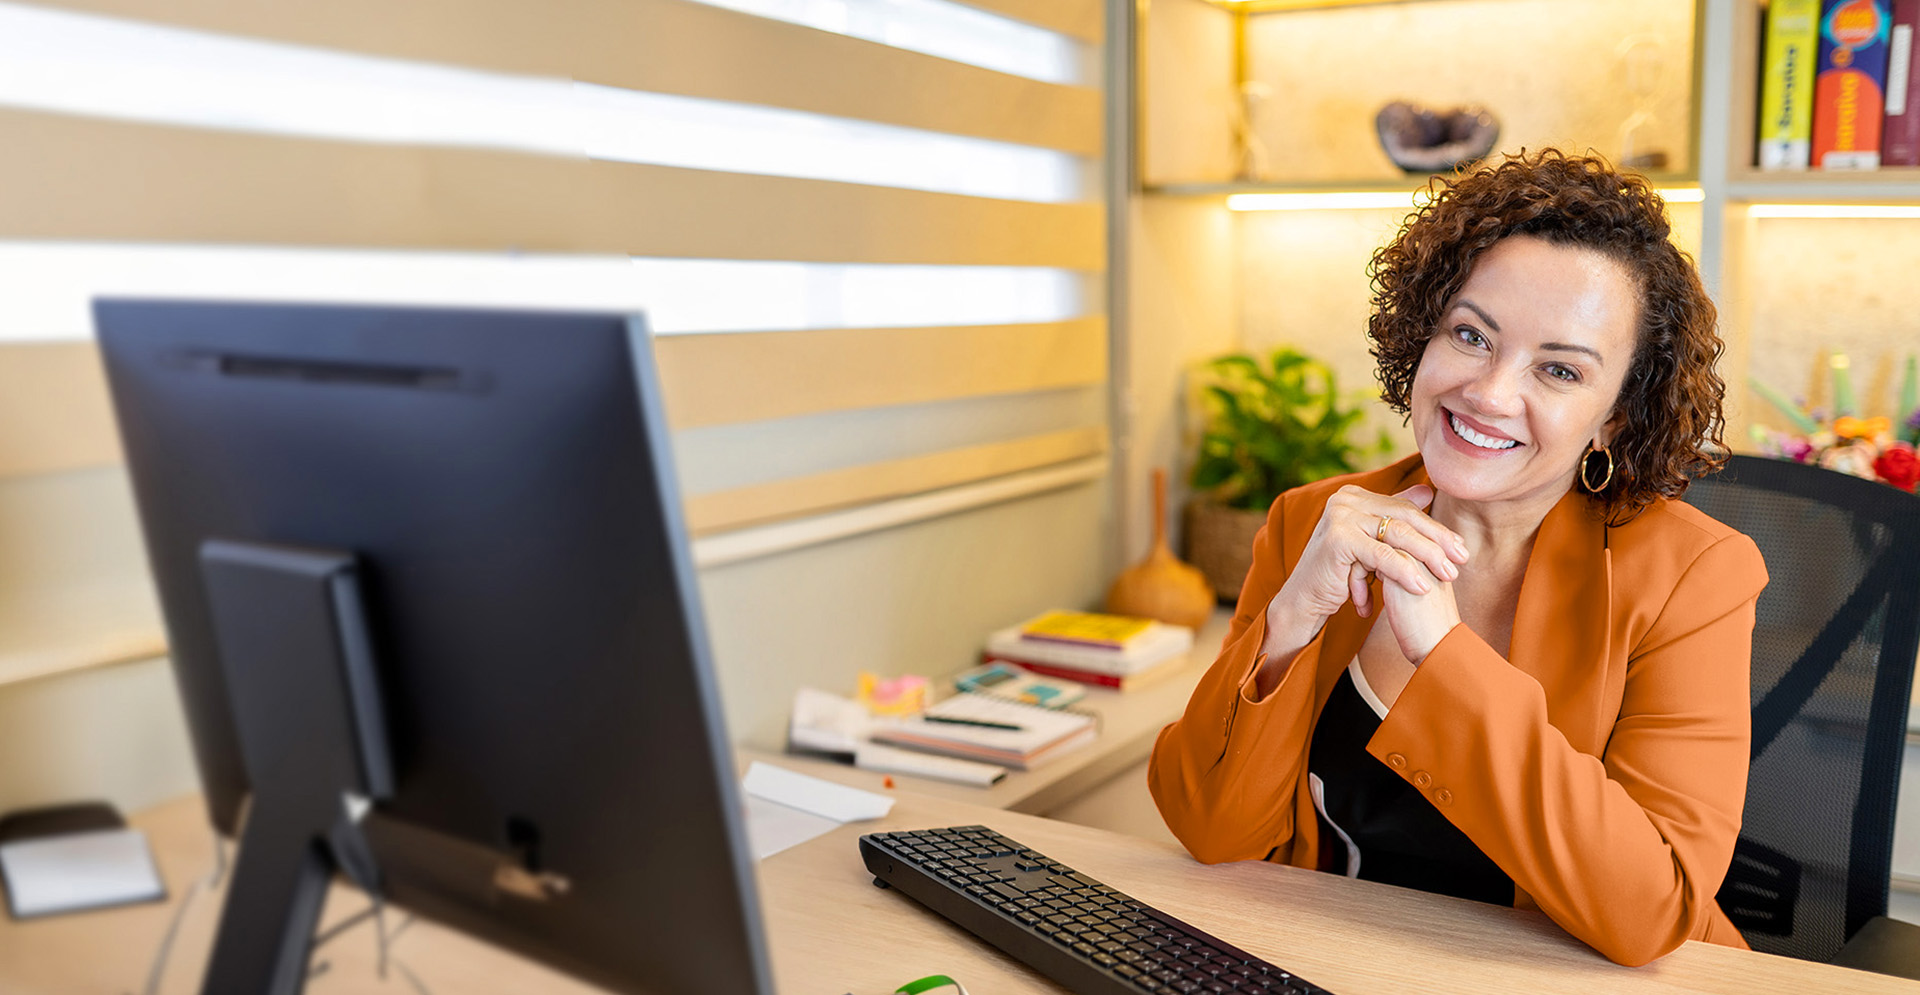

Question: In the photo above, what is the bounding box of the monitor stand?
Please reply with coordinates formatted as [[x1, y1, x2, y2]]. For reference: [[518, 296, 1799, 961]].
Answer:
[[195, 539, 393, 995]]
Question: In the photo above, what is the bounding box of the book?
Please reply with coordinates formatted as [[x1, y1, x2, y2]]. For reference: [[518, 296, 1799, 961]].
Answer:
[[852, 741, 1007, 787], [992, 654, 1190, 693], [1887, 0, 1920, 163], [786, 687, 1009, 786], [1813, 0, 1893, 169], [870, 693, 1098, 770], [1760, 0, 1823, 169], [1017, 610, 1156, 650], [985, 621, 1193, 676]]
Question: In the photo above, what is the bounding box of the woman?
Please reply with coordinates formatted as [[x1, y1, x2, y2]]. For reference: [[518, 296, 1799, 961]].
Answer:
[[1148, 149, 1767, 967]]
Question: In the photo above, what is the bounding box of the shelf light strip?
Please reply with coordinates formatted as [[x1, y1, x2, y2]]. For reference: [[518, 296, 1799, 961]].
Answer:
[[1747, 204, 1920, 219], [1226, 186, 1705, 212]]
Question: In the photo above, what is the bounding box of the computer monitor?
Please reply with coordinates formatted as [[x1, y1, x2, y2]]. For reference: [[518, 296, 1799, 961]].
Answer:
[[94, 299, 773, 995]]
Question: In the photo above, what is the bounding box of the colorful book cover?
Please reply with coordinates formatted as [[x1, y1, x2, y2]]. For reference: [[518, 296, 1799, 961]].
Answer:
[[1885, 0, 1920, 164], [1017, 610, 1155, 649], [986, 622, 1193, 675], [1813, 0, 1893, 169], [994, 655, 1189, 693], [1761, 0, 1824, 168]]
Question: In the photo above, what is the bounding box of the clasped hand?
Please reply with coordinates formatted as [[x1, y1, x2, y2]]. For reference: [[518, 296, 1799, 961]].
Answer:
[[1265, 484, 1468, 665]]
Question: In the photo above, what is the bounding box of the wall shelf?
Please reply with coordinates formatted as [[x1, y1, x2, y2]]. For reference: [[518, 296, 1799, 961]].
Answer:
[[1728, 171, 1920, 204], [1148, 172, 1701, 199]]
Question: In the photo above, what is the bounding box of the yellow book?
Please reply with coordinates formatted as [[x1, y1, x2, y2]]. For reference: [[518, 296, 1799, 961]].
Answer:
[[1017, 610, 1155, 650], [1759, 0, 1821, 169]]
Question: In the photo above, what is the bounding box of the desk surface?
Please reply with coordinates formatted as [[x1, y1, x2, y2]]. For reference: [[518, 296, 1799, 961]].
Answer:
[[1, 785, 1914, 994]]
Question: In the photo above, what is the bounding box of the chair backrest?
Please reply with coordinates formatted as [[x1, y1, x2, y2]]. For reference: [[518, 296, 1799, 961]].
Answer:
[[1683, 454, 1920, 961]]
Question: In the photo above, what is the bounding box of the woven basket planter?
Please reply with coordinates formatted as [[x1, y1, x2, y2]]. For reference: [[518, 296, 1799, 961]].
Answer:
[[1184, 499, 1268, 604]]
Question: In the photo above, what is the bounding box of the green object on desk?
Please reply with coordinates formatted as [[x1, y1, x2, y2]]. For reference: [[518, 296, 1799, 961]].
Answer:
[[897, 974, 966, 995]]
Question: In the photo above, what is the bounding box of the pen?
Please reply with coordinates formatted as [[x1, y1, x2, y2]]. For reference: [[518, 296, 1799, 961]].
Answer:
[[924, 715, 1025, 731]]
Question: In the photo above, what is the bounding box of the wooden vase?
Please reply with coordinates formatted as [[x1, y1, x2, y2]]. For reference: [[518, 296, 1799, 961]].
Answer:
[[1104, 469, 1214, 631]]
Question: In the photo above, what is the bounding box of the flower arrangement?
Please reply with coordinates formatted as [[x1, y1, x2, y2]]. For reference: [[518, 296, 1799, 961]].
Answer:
[[1748, 354, 1920, 493]]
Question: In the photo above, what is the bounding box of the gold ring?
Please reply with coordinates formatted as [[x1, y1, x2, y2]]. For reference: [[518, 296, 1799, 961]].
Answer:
[[1375, 516, 1392, 543]]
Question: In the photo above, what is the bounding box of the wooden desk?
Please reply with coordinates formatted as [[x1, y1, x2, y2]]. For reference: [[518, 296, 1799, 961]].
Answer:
[[1, 786, 1912, 994]]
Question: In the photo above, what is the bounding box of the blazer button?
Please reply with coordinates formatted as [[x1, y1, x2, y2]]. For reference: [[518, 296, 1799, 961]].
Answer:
[[1435, 788, 1453, 806], [1386, 753, 1407, 769], [1412, 770, 1433, 788]]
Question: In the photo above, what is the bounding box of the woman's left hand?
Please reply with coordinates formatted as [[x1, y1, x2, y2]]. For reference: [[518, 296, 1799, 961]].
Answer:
[[1378, 559, 1463, 665]]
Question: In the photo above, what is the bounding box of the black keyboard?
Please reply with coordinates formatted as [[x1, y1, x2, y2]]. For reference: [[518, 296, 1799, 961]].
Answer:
[[860, 826, 1332, 995]]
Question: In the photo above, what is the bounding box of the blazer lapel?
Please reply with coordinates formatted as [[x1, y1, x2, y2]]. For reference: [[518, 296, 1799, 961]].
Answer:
[[1508, 489, 1614, 755]]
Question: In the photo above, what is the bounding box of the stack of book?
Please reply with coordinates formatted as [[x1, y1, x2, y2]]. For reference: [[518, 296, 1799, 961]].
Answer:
[[1757, 0, 1920, 169], [982, 610, 1196, 692], [870, 692, 1098, 770]]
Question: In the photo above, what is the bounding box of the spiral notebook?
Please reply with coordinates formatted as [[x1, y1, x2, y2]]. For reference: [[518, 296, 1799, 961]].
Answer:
[[871, 692, 1097, 770]]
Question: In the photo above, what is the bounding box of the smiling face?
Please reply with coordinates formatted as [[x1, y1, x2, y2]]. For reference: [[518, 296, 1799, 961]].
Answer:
[[1410, 235, 1641, 513]]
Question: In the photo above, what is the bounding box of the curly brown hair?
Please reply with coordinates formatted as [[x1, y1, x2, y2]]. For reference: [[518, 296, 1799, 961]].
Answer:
[[1368, 148, 1727, 523]]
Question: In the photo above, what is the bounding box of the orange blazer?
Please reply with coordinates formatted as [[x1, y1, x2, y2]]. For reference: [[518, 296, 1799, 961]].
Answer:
[[1149, 455, 1768, 966]]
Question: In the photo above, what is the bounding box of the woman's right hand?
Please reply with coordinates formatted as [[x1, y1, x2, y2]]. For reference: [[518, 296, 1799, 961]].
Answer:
[[1257, 483, 1469, 668]]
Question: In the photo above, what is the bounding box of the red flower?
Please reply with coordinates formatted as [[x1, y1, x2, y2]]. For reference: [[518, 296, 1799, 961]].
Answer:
[[1875, 442, 1920, 493]]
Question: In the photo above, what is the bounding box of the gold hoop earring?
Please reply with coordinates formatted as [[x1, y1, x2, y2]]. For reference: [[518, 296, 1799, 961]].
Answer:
[[1581, 445, 1614, 493]]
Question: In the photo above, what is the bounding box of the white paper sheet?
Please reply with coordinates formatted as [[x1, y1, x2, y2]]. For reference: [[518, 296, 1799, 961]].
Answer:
[[0, 828, 165, 918], [742, 760, 894, 821], [742, 795, 843, 860], [740, 761, 894, 860]]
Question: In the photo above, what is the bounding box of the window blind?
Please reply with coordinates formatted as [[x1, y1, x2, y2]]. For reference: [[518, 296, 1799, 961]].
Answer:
[[0, 0, 1109, 552]]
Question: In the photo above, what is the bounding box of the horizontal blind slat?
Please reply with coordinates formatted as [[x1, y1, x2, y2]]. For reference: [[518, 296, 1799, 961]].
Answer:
[[35, 0, 1101, 155], [0, 108, 1105, 267], [657, 318, 1108, 428], [683, 426, 1107, 534], [0, 343, 121, 479], [949, 0, 1104, 43]]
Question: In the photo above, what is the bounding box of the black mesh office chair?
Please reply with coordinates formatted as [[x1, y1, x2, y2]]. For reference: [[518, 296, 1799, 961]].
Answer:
[[1683, 454, 1920, 974]]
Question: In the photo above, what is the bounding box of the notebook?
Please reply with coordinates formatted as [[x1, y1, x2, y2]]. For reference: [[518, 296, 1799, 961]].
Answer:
[[871, 692, 1098, 770]]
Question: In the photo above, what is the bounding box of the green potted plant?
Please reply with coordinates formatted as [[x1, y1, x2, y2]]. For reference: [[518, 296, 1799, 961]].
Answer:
[[1186, 347, 1392, 600]]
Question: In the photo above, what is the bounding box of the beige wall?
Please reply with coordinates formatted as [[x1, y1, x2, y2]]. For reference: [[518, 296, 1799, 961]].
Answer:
[[0, 467, 194, 817], [0, 657, 199, 817], [1242, 0, 1696, 182], [1736, 217, 1920, 443], [1236, 206, 1416, 457], [1140, 0, 1237, 186], [704, 481, 1109, 747], [1119, 196, 1239, 561]]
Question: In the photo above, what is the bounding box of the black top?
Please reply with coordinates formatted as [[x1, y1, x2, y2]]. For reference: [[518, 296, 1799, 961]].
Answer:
[[1308, 665, 1514, 906]]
